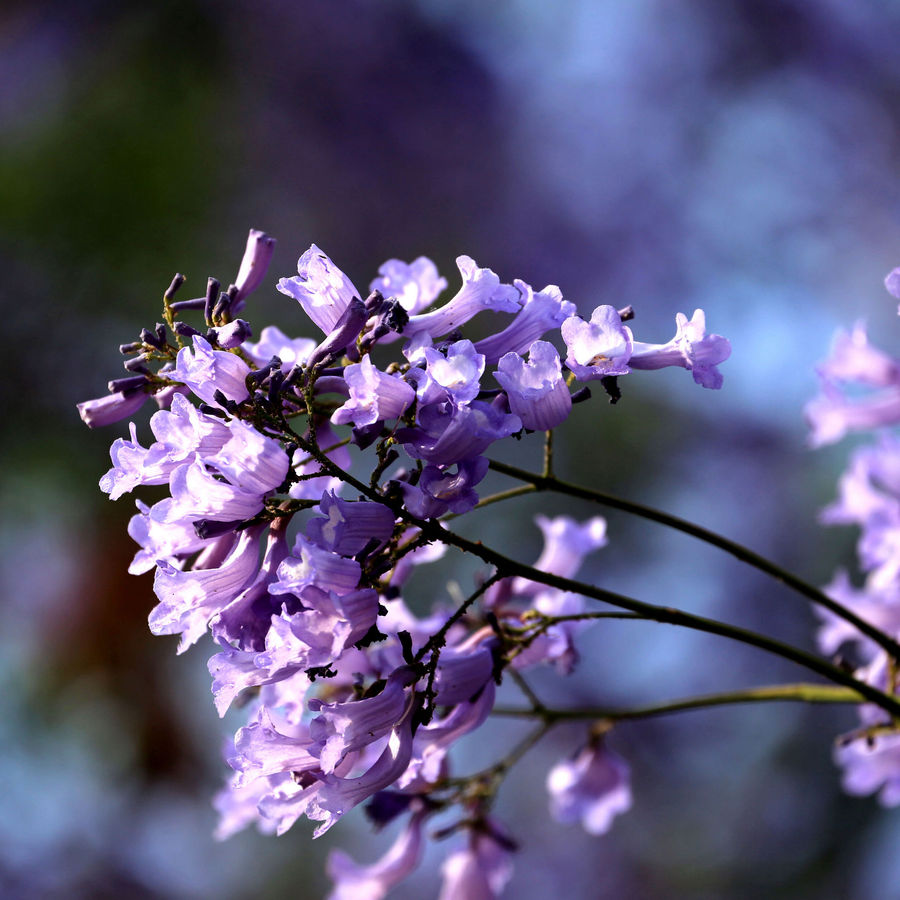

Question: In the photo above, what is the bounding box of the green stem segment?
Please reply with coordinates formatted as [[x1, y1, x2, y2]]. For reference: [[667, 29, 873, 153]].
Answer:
[[492, 682, 867, 723], [486, 458, 900, 663]]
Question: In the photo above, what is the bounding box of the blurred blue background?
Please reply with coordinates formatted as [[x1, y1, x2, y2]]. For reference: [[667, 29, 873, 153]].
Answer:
[[4, 0, 900, 897]]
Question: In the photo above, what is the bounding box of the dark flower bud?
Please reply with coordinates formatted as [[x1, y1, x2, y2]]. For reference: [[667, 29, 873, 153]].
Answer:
[[267, 370, 285, 404], [124, 356, 151, 374], [212, 291, 231, 323], [307, 297, 368, 370], [197, 403, 228, 418], [140, 327, 164, 349], [364, 791, 414, 828], [164, 273, 185, 301], [571, 386, 592, 404], [174, 321, 202, 339], [213, 389, 238, 412], [193, 518, 244, 539], [108, 374, 148, 393], [246, 356, 283, 387], [214, 318, 252, 349], [204, 277, 221, 326], [169, 297, 206, 312], [364, 289, 385, 314], [351, 422, 385, 449]]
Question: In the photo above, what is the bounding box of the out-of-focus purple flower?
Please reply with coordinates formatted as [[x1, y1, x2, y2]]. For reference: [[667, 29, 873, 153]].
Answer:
[[77, 388, 149, 428], [629, 309, 730, 389], [512, 590, 587, 675], [231, 228, 276, 311], [474, 281, 576, 365], [820, 439, 900, 527], [431, 639, 495, 706], [400, 679, 496, 790], [885, 267, 900, 306], [495, 340, 572, 431], [817, 436, 900, 591], [171, 335, 252, 406], [857, 509, 900, 592], [306, 492, 396, 555], [806, 382, 900, 448], [546, 741, 632, 834], [331, 355, 415, 428], [277, 245, 361, 334], [836, 731, 900, 806], [370, 257, 447, 316], [834, 652, 900, 806], [807, 324, 900, 445], [817, 322, 900, 387], [438, 825, 515, 900], [510, 515, 607, 598], [213, 770, 285, 840], [326, 805, 428, 900], [561, 305, 634, 381], [815, 570, 900, 659], [404, 256, 521, 339], [243, 324, 316, 370]]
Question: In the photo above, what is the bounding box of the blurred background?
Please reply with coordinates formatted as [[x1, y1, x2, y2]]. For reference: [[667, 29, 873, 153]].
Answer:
[[4, 0, 900, 897]]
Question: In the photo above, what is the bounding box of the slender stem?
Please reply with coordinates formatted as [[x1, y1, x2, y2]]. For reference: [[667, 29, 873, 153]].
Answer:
[[486, 458, 900, 662], [161, 286, 182, 349], [416, 524, 900, 719], [414, 573, 502, 664], [542, 429, 554, 478], [504, 611, 649, 661], [491, 722, 552, 776], [491, 683, 866, 723], [443, 484, 536, 520], [442, 721, 553, 815], [509, 669, 546, 712], [283, 427, 900, 720], [523, 611, 648, 627]]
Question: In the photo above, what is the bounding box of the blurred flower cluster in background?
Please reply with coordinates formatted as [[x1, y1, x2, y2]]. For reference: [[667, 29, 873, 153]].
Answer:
[[5, 1, 900, 897]]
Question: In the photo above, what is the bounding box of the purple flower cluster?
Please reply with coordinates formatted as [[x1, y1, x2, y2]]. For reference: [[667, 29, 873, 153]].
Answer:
[[80, 230, 729, 896], [809, 271, 900, 805]]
